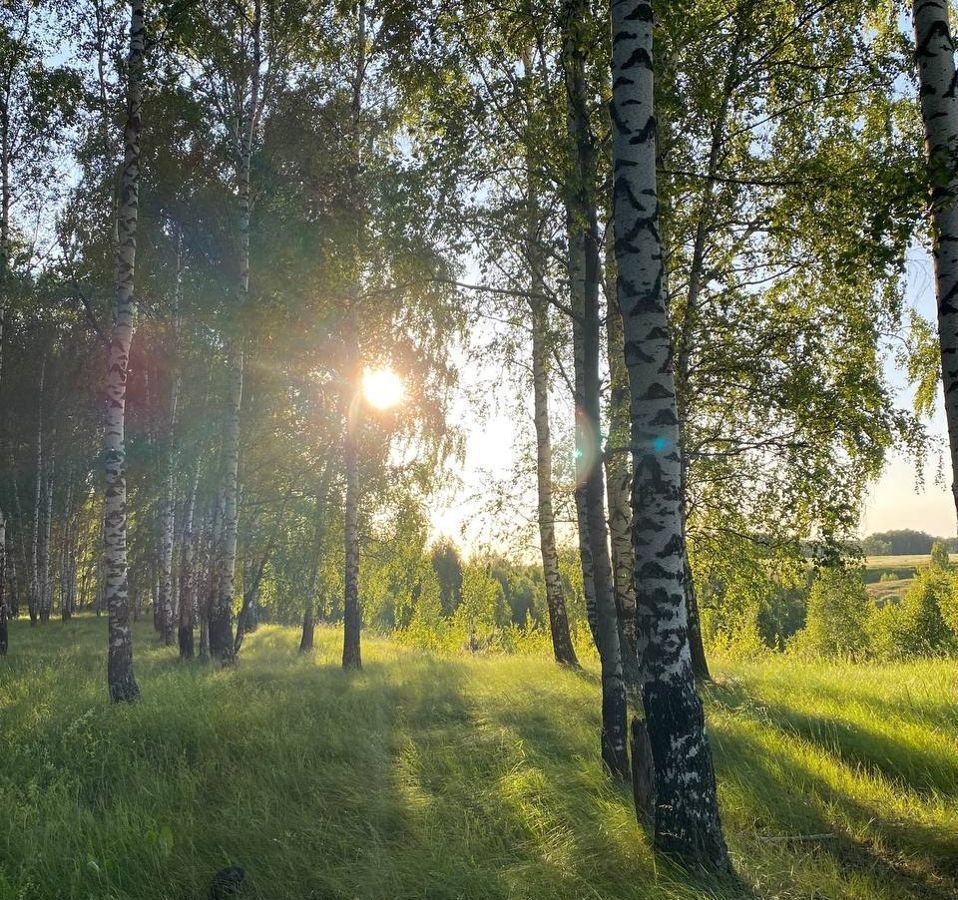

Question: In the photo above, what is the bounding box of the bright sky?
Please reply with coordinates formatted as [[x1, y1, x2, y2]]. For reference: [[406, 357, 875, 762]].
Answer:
[[430, 245, 958, 554], [862, 247, 957, 538]]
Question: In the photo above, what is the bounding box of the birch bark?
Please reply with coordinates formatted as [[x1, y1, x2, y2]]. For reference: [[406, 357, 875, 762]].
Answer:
[[562, 0, 628, 779], [29, 360, 43, 625], [610, 0, 729, 867], [210, 1, 262, 663], [157, 253, 181, 646], [178, 459, 201, 659], [522, 48, 579, 668], [104, 0, 145, 702], [342, 0, 367, 671], [913, 1, 958, 520], [603, 247, 641, 693], [39, 450, 54, 622]]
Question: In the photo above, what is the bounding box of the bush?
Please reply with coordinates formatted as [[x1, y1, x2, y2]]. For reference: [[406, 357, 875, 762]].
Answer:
[[700, 572, 769, 660], [866, 601, 907, 660], [931, 540, 951, 570], [879, 572, 899, 582], [868, 567, 958, 659], [790, 568, 869, 659]]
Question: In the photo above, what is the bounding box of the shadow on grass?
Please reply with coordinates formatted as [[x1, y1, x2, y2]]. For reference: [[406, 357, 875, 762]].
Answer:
[[9, 619, 951, 900], [706, 679, 958, 799], [709, 691, 958, 900]]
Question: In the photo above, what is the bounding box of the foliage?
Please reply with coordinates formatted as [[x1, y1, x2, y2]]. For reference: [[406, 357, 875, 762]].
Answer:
[[930, 541, 951, 570], [862, 530, 957, 556], [790, 569, 869, 659], [697, 532, 806, 656], [861, 567, 954, 660]]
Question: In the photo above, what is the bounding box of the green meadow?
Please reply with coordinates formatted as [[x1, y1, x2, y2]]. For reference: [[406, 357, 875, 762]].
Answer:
[[1, 618, 956, 900]]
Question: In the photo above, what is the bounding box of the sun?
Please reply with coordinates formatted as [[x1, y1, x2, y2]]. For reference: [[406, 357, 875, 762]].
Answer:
[[362, 366, 405, 410]]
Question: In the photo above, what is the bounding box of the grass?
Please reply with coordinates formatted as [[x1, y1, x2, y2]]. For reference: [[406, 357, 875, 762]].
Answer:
[[865, 578, 914, 603], [865, 555, 933, 570], [1, 619, 957, 899]]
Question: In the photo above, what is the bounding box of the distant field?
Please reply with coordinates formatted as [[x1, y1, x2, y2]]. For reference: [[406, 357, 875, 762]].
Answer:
[[862, 556, 936, 586], [2, 619, 958, 899], [865, 555, 932, 570], [866, 578, 915, 604]]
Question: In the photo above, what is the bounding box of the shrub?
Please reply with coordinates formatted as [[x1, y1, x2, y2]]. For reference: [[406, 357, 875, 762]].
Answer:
[[868, 567, 957, 659], [700, 573, 769, 660], [866, 601, 907, 660], [931, 540, 951, 570], [879, 572, 899, 582], [790, 568, 869, 658]]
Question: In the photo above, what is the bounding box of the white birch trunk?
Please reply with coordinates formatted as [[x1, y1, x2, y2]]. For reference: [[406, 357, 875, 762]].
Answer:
[[531, 302, 579, 667], [29, 361, 44, 625], [211, 0, 261, 663], [342, 0, 367, 671], [157, 245, 182, 646], [604, 286, 642, 693], [178, 458, 200, 659], [522, 47, 579, 668], [342, 354, 362, 669], [0, 510, 7, 655], [913, 1, 958, 518], [562, 0, 629, 779], [39, 451, 54, 622], [610, 0, 728, 868], [104, 0, 145, 702], [0, 70, 9, 648]]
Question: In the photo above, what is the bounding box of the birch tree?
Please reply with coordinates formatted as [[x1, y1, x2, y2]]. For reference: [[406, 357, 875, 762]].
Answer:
[[913, 0, 958, 518], [522, 48, 579, 669], [609, 0, 729, 868], [561, 0, 629, 778], [104, 0, 145, 702]]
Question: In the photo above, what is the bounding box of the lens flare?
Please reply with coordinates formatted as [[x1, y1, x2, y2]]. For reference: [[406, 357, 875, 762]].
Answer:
[[362, 367, 404, 410]]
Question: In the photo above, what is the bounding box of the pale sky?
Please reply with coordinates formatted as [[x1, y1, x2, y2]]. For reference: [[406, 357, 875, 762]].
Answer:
[[862, 247, 956, 539], [429, 245, 958, 554]]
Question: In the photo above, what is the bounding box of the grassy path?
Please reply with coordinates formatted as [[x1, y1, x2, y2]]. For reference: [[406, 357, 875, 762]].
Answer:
[[1, 619, 956, 899]]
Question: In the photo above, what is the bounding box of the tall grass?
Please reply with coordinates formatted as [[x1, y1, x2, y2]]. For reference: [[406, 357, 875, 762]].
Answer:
[[1, 618, 955, 899]]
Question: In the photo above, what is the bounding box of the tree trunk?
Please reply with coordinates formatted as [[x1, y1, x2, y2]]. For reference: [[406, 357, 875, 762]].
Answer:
[[157, 391, 177, 645], [522, 48, 579, 668], [39, 450, 54, 623], [342, 0, 366, 672], [630, 716, 655, 832], [561, 4, 629, 780], [913, 0, 958, 521], [29, 362, 44, 626], [342, 394, 362, 669], [0, 69, 9, 652], [300, 546, 319, 654], [105, 0, 145, 703], [200, 495, 222, 663], [210, 353, 242, 664], [603, 264, 642, 694], [609, 0, 728, 869], [0, 509, 7, 655], [178, 461, 200, 659], [7, 536, 17, 620], [210, 0, 260, 663], [60, 476, 75, 622], [531, 302, 579, 666]]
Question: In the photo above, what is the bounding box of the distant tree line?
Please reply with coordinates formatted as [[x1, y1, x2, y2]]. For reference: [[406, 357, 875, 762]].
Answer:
[[860, 530, 958, 556]]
